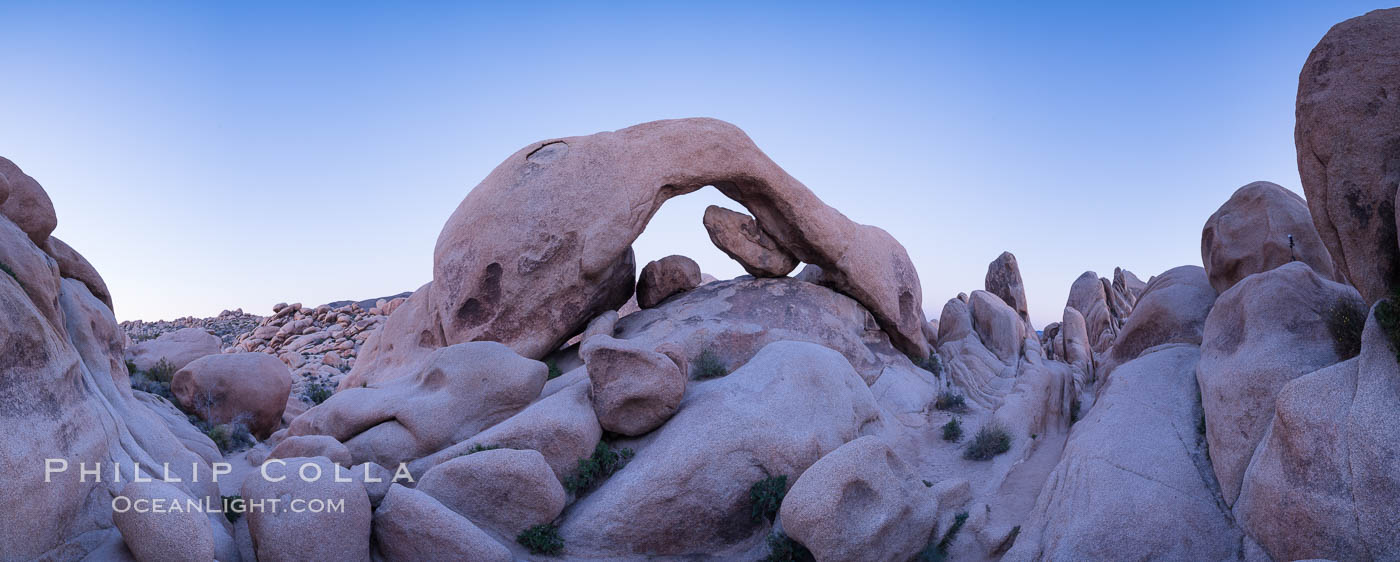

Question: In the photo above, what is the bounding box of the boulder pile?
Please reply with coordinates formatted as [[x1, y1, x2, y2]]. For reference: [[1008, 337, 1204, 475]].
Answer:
[[13, 10, 1400, 557]]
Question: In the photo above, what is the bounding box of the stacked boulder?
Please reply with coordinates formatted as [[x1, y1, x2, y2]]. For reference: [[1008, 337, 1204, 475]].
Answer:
[[121, 308, 264, 348]]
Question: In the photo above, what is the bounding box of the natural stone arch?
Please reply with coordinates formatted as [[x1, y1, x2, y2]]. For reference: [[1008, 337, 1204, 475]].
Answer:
[[421, 118, 927, 367]]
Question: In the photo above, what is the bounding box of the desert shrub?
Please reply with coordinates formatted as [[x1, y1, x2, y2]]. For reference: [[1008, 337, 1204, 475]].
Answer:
[[125, 359, 139, 374], [221, 495, 243, 523], [517, 523, 563, 555], [941, 417, 963, 442], [564, 442, 634, 495], [462, 443, 501, 456], [763, 531, 814, 562], [1328, 299, 1366, 360], [302, 380, 333, 405], [934, 391, 967, 412], [749, 474, 788, 523], [963, 423, 1011, 461], [546, 359, 564, 380], [199, 419, 254, 454], [146, 359, 178, 384], [919, 352, 944, 376], [130, 372, 175, 402], [1376, 294, 1400, 363], [1069, 397, 1082, 424], [917, 511, 970, 562], [691, 348, 728, 379]]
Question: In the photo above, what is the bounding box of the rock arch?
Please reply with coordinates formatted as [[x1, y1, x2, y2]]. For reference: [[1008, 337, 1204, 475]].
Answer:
[[421, 118, 929, 364]]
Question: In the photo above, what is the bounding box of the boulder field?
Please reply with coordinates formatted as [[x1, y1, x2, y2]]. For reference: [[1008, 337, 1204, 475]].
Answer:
[[6, 9, 1400, 559]]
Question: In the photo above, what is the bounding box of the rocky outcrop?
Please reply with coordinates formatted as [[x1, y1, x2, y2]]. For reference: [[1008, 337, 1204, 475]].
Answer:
[[269, 434, 354, 466], [1007, 345, 1244, 560], [1296, 7, 1400, 304], [636, 254, 702, 309], [172, 352, 293, 438], [113, 480, 216, 562], [598, 276, 916, 385], [985, 251, 1030, 324], [1101, 266, 1216, 377], [1065, 271, 1116, 352], [558, 341, 883, 557], [968, 290, 1025, 364], [428, 118, 928, 362], [339, 283, 436, 388], [287, 341, 546, 466], [1236, 300, 1400, 560], [702, 205, 798, 277], [0, 161, 223, 560], [780, 436, 939, 562], [1197, 262, 1360, 505], [1201, 181, 1337, 293]]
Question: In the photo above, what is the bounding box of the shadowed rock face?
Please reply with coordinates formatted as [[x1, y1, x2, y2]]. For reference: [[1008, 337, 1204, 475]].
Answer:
[[1296, 7, 1400, 304], [430, 118, 928, 360]]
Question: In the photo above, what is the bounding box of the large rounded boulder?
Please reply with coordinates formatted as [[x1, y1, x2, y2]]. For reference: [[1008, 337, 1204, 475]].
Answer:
[[126, 327, 222, 374], [1197, 262, 1361, 505], [1101, 266, 1217, 377], [1296, 7, 1400, 304], [172, 352, 293, 439], [1201, 181, 1337, 294]]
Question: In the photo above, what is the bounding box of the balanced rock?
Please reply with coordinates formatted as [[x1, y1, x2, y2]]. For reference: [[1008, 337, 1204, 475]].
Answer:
[[372, 484, 512, 562], [1201, 181, 1337, 294], [0, 156, 57, 244], [1296, 7, 1400, 303], [126, 327, 221, 373], [780, 436, 939, 562], [581, 334, 686, 436], [172, 352, 292, 439], [1197, 262, 1360, 505], [702, 205, 798, 277], [636, 254, 702, 309], [428, 118, 927, 361], [985, 251, 1029, 324]]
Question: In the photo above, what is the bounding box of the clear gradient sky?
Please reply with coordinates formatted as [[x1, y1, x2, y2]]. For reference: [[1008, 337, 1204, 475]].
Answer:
[[1, 1, 1392, 328]]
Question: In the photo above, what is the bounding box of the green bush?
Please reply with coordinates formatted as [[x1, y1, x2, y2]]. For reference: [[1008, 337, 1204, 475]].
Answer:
[[146, 359, 178, 384], [963, 423, 1011, 461], [691, 348, 728, 379], [546, 359, 564, 380], [516, 523, 563, 555], [1328, 299, 1366, 360], [750, 474, 788, 523], [918, 352, 944, 376], [934, 391, 967, 412], [130, 372, 175, 402], [1376, 295, 1400, 363], [200, 421, 254, 454], [302, 380, 333, 405], [462, 443, 501, 456], [941, 417, 963, 442], [917, 511, 970, 562], [564, 442, 634, 495], [763, 531, 814, 562]]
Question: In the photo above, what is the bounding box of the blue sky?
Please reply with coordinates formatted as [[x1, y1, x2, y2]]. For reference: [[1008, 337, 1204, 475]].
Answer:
[[0, 1, 1391, 327]]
